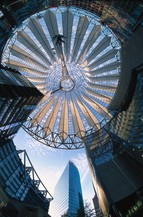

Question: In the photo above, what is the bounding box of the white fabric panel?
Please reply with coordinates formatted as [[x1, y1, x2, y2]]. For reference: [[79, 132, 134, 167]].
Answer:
[[88, 49, 118, 69], [88, 74, 120, 82], [35, 82, 47, 89], [76, 95, 99, 129], [26, 76, 46, 83], [70, 98, 81, 137], [70, 96, 85, 137], [23, 68, 46, 76], [5, 60, 46, 76], [71, 16, 89, 62], [62, 10, 74, 61], [28, 18, 56, 62], [86, 37, 111, 63], [87, 82, 116, 91], [37, 92, 51, 106], [44, 97, 61, 135], [90, 62, 120, 75], [33, 96, 55, 125], [17, 31, 50, 65], [44, 10, 60, 57], [81, 93, 112, 119], [10, 46, 48, 71], [59, 97, 69, 139], [85, 88, 111, 103], [77, 25, 101, 64], [10, 45, 48, 69]]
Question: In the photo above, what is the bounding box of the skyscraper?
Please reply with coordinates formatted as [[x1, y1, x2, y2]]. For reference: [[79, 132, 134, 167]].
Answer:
[[50, 161, 84, 217]]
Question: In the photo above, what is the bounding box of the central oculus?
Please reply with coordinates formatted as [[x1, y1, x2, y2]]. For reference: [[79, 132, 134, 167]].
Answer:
[[60, 76, 74, 91]]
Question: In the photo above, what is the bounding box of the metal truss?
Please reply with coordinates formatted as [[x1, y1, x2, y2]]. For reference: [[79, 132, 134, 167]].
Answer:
[[17, 149, 53, 202], [23, 116, 85, 149], [2, 6, 120, 149]]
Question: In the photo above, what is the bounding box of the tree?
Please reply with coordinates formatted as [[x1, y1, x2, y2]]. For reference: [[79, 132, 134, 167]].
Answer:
[[61, 210, 69, 217], [61, 200, 96, 217], [83, 200, 96, 217]]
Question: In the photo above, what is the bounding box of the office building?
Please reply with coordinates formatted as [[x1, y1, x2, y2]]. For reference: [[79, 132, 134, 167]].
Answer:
[[50, 161, 84, 217], [0, 1, 143, 216]]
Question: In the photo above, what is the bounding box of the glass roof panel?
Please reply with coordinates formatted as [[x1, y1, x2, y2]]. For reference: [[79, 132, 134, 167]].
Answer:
[[2, 6, 121, 149]]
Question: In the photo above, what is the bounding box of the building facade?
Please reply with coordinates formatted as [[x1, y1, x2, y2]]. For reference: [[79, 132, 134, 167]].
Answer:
[[0, 65, 43, 141], [0, 65, 52, 216], [92, 192, 103, 217], [84, 33, 143, 216], [0, 139, 52, 216], [50, 161, 84, 217]]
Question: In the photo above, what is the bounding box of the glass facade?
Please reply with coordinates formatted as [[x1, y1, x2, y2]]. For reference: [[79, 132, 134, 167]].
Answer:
[[50, 161, 84, 217], [84, 68, 143, 216], [0, 66, 43, 140], [0, 65, 52, 216]]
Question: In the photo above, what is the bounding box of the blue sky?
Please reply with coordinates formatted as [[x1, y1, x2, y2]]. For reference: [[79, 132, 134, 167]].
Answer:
[[13, 128, 95, 211]]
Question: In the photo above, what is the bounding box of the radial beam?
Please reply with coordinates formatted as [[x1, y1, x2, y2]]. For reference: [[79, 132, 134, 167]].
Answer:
[[87, 82, 116, 91], [59, 96, 69, 139], [44, 10, 61, 57], [17, 31, 51, 65], [62, 9, 74, 61], [85, 88, 111, 104], [71, 16, 89, 62], [28, 18, 56, 62], [10, 45, 48, 70], [70, 94, 86, 138], [86, 36, 111, 64], [88, 74, 120, 82], [5, 60, 46, 76], [76, 25, 101, 64], [75, 94, 100, 130], [88, 49, 119, 69], [90, 62, 120, 76]]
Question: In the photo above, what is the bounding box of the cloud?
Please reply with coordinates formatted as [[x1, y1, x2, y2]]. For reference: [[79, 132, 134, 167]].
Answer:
[[41, 165, 65, 195], [24, 134, 57, 157]]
